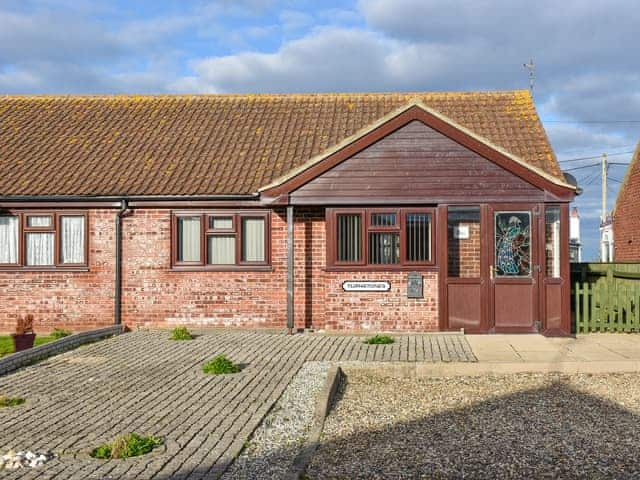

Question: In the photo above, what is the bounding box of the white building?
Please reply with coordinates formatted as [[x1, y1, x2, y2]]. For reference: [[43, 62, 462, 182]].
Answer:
[[600, 213, 614, 263], [569, 207, 582, 263]]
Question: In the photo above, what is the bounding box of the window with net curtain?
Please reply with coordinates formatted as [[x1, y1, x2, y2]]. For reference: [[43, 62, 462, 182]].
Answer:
[[0, 215, 19, 264], [175, 213, 268, 267], [0, 213, 86, 267]]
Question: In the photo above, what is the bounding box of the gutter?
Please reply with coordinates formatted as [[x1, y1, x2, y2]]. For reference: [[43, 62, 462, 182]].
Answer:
[[115, 199, 133, 325], [0, 194, 259, 202]]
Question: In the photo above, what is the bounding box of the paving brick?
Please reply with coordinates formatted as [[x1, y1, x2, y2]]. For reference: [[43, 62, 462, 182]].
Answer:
[[0, 330, 474, 479]]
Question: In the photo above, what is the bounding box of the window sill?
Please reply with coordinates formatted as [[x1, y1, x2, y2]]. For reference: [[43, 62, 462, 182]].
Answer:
[[171, 265, 273, 272], [0, 267, 90, 272], [325, 265, 438, 273]]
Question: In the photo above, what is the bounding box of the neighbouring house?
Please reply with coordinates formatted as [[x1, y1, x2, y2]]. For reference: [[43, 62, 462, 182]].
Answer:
[[0, 91, 577, 335], [569, 207, 582, 262], [613, 143, 640, 261], [600, 214, 614, 262]]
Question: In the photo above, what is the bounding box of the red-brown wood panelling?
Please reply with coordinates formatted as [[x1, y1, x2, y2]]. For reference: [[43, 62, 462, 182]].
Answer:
[[290, 121, 545, 205]]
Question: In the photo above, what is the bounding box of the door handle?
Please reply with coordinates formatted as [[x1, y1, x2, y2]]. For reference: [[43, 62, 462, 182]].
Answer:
[[490, 265, 495, 279]]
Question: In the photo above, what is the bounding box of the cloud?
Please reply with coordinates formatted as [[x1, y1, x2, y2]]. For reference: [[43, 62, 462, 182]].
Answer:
[[178, 27, 398, 93], [1, 0, 639, 259]]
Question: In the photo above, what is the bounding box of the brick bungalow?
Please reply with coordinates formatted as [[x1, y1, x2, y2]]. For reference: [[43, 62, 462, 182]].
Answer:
[[613, 142, 640, 261], [0, 91, 578, 334]]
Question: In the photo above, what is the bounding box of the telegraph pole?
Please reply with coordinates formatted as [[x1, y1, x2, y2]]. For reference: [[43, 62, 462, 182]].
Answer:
[[601, 153, 608, 224]]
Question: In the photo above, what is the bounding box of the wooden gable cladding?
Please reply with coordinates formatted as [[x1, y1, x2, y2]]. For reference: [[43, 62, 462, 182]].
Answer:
[[290, 120, 546, 205]]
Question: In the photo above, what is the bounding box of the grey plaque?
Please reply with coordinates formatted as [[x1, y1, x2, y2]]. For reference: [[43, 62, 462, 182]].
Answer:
[[407, 272, 423, 298]]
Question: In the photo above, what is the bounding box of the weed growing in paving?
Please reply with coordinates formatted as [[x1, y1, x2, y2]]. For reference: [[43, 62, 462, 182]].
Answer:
[[202, 355, 241, 375], [90, 433, 163, 459], [170, 327, 193, 341], [0, 396, 25, 408], [51, 328, 73, 339], [364, 334, 395, 345]]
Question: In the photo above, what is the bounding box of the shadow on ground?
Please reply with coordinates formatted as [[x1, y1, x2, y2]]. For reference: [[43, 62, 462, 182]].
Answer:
[[149, 375, 640, 479]]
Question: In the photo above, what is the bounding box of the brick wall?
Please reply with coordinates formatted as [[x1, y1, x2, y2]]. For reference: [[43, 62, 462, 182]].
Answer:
[[121, 208, 288, 329], [614, 151, 640, 261], [2, 207, 440, 333], [294, 207, 439, 332], [0, 209, 116, 333], [447, 217, 481, 278]]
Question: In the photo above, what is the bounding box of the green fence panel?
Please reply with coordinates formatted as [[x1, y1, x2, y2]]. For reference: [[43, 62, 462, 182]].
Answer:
[[571, 263, 640, 333]]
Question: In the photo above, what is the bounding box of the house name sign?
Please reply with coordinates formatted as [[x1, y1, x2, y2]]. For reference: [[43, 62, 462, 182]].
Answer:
[[342, 281, 391, 292]]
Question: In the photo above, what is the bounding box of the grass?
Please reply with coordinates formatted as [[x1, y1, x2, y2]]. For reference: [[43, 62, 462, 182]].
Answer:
[[364, 334, 395, 345], [51, 328, 73, 339], [202, 355, 242, 375], [0, 395, 25, 408], [0, 335, 61, 358], [170, 326, 193, 341], [90, 433, 163, 459]]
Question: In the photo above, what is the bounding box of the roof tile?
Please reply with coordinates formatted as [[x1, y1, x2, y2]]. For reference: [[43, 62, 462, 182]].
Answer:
[[0, 91, 562, 196]]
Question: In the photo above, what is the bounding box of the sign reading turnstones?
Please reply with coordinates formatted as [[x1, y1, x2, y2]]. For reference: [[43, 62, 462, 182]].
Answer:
[[342, 281, 391, 292]]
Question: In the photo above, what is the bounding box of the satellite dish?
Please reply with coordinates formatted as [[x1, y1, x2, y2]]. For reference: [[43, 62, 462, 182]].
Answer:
[[563, 171, 583, 195]]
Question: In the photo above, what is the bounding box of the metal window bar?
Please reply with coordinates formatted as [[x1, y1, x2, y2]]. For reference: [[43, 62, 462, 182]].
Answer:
[[337, 214, 361, 262], [406, 213, 431, 262]]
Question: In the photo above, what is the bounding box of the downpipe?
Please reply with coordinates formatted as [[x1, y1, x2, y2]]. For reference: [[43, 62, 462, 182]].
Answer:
[[115, 199, 133, 325]]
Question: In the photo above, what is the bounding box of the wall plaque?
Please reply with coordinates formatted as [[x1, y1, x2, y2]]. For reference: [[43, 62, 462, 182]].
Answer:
[[407, 272, 423, 298], [453, 225, 470, 239], [342, 281, 391, 292]]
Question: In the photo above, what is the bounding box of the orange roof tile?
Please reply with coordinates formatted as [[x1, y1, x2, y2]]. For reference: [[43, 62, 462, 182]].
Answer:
[[0, 90, 563, 196]]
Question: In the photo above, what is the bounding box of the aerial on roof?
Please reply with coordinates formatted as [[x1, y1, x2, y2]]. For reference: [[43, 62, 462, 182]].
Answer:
[[0, 90, 563, 197]]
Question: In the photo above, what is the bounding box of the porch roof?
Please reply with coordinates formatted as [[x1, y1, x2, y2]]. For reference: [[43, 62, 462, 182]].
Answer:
[[0, 90, 564, 197]]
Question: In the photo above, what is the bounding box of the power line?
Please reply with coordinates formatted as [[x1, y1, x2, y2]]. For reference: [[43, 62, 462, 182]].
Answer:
[[578, 171, 600, 186], [543, 120, 640, 124], [556, 144, 636, 154], [559, 151, 634, 163], [608, 177, 624, 184], [564, 162, 601, 172]]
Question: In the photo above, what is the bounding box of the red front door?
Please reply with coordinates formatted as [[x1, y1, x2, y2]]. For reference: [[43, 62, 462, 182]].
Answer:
[[488, 205, 540, 332]]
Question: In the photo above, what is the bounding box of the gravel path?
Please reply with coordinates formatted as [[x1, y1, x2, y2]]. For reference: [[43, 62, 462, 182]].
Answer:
[[222, 361, 331, 480], [308, 371, 640, 479]]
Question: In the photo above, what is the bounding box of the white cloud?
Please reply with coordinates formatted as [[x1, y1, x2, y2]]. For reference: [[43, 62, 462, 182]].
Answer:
[[179, 27, 398, 93]]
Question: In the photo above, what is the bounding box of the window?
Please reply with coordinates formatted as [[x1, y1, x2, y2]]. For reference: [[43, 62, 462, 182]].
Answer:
[[0, 212, 87, 269], [173, 211, 270, 269], [545, 207, 561, 278], [328, 208, 434, 269], [494, 211, 531, 277], [447, 206, 480, 278]]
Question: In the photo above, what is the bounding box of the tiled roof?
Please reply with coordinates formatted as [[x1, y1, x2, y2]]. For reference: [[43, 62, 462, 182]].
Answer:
[[613, 142, 640, 260], [0, 91, 563, 196]]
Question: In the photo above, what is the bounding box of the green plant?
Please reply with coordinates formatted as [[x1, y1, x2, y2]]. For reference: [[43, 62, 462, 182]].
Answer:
[[170, 326, 193, 341], [90, 433, 162, 459], [0, 396, 25, 407], [51, 328, 73, 339], [202, 355, 241, 375], [364, 334, 395, 345], [90, 444, 112, 459]]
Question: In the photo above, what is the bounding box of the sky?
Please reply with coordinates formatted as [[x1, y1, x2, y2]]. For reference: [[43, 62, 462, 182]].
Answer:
[[1, 0, 639, 260]]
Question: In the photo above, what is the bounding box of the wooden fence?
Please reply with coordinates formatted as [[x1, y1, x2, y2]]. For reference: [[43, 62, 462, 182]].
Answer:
[[572, 263, 640, 333]]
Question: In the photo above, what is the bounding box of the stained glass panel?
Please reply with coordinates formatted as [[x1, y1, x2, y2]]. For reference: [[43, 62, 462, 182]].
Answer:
[[494, 211, 531, 277]]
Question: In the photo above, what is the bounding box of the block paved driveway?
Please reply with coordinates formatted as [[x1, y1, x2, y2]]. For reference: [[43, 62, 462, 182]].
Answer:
[[0, 330, 475, 480]]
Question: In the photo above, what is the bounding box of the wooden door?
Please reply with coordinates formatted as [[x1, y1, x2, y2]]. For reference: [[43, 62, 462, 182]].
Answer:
[[442, 206, 487, 333], [488, 205, 540, 332]]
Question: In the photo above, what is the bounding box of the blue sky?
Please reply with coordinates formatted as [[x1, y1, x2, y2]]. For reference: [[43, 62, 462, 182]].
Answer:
[[1, 0, 639, 260]]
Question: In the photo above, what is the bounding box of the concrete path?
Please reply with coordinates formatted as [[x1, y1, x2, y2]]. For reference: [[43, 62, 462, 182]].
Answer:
[[467, 333, 640, 363], [0, 330, 473, 480]]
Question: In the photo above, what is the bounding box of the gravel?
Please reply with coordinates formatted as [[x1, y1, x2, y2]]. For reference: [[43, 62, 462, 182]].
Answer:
[[308, 371, 640, 479], [222, 361, 331, 480]]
